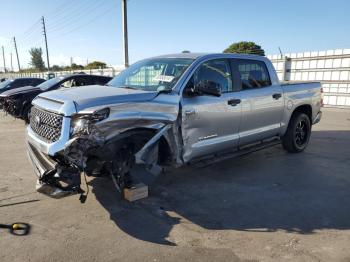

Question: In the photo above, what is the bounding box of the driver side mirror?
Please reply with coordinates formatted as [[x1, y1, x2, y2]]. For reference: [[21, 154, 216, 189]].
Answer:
[[195, 80, 221, 97]]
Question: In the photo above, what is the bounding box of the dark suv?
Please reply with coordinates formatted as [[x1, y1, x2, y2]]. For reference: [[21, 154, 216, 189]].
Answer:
[[0, 78, 45, 94], [0, 74, 112, 122]]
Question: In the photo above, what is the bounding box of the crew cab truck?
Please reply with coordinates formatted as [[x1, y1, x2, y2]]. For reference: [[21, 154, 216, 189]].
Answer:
[[26, 53, 322, 199]]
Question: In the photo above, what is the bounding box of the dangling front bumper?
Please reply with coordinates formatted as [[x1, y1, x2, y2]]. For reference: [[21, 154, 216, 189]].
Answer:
[[27, 141, 82, 198]]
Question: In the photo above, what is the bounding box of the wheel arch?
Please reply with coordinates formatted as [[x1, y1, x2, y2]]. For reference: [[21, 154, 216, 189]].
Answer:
[[290, 104, 312, 123], [87, 126, 174, 171]]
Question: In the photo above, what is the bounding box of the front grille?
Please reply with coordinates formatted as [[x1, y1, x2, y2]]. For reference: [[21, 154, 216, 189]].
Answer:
[[30, 106, 63, 142]]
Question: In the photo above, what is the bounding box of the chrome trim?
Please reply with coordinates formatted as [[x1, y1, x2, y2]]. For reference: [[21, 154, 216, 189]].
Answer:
[[26, 116, 71, 156], [27, 144, 46, 178], [313, 111, 322, 125], [32, 97, 77, 116]]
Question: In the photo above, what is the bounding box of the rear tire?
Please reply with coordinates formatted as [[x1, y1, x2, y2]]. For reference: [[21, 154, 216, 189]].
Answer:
[[282, 112, 311, 153]]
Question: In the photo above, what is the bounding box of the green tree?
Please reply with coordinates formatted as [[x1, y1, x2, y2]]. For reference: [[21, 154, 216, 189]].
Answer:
[[29, 47, 45, 70], [51, 65, 62, 71], [70, 63, 84, 70], [223, 41, 265, 56], [182, 50, 191, 53], [85, 61, 107, 69]]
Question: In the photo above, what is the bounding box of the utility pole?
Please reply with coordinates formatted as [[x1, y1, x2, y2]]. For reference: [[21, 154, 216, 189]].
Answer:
[[13, 37, 21, 72], [1, 46, 6, 73], [41, 16, 50, 71], [10, 53, 13, 72], [122, 0, 129, 68]]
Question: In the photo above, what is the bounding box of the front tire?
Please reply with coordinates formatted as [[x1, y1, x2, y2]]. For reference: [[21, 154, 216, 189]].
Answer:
[[23, 105, 32, 124], [282, 112, 311, 153]]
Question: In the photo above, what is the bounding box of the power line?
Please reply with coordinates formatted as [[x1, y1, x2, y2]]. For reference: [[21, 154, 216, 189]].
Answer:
[[49, 7, 114, 41], [47, 1, 111, 33], [47, 0, 104, 28], [5, 0, 116, 69], [17, 19, 42, 39]]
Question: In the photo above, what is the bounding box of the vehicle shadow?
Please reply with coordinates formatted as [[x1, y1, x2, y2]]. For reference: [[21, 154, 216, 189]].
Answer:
[[90, 130, 350, 246]]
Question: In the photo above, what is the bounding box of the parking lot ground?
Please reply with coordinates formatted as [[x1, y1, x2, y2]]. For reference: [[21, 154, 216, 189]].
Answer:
[[0, 107, 350, 262]]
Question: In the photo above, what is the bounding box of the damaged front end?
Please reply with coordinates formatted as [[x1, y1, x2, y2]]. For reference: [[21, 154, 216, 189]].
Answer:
[[27, 97, 183, 201], [1, 94, 29, 121], [2, 96, 21, 116], [27, 142, 83, 199], [28, 108, 109, 199]]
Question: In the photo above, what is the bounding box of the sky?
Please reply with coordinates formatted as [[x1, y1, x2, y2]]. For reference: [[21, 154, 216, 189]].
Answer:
[[0, 0, 349, 70]]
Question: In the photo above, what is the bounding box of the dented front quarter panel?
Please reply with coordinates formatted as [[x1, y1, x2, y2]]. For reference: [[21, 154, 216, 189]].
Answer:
[[63, 93, 183, 170], [95, 94, 180, 140]]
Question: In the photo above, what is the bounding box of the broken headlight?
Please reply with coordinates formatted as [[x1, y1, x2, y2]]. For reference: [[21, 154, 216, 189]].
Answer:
[[70, 108, 110, 137]]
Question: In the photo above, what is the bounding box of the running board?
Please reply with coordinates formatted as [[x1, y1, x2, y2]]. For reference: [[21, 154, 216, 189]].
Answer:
[[192, 138, 281, 168]]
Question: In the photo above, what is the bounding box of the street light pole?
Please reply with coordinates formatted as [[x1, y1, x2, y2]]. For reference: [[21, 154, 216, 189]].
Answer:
[[122, 0, 129, 68]]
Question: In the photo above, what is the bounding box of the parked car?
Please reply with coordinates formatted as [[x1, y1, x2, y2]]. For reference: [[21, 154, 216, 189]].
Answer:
[[0, 77, 45, 94], [0, 74, 112, 123], [0, 77, 45, 109], [26, 53, 322, 199], [1, 77, 8, 82]]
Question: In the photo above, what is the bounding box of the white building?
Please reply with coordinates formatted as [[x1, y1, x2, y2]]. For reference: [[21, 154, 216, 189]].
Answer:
[[268, 49, 350, 107]]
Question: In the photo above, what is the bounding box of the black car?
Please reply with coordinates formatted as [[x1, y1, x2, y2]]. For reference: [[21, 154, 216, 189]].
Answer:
[[0, 74, 112, 123], [0, 77, 45, 94]]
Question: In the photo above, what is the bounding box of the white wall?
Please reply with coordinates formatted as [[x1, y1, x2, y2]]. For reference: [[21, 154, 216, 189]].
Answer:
[[268, 49, 350, 107]]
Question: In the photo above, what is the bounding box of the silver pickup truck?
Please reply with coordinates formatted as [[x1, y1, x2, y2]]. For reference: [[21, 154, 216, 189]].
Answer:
[[26, 53, 322, 199]]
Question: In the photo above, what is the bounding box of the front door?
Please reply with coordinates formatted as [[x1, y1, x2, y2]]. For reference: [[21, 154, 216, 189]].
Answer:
[[181, 58, 242, 162]]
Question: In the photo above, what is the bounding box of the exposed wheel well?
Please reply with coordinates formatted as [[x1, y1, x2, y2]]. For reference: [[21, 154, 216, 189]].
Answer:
[[86, 128, 173, 174]]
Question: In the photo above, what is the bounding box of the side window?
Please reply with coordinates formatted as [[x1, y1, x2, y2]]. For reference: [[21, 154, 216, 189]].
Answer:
[[11, 79, 30, 88], [237, 60, 271, 89], [194, 59, 232, 93], [60, 79, 74, 88], [73, 77, 89, 86]]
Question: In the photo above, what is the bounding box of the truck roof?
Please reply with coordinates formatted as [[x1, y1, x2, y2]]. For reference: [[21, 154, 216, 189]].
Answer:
[[153, 53, 268, 60]]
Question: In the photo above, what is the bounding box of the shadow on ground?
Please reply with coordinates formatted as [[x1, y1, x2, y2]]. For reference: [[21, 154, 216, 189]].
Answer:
[[90, 130, 350, 245]]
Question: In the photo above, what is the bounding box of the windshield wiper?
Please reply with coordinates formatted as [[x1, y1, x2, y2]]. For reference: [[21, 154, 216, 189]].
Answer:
[[112, 85, 139, 90]]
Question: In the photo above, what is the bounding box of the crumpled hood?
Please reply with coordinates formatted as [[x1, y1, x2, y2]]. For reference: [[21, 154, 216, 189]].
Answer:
[[37, 85, 160, 112], [0, 85, 39, 97]]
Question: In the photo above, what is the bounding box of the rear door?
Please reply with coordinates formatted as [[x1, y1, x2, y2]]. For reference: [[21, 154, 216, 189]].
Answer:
[[181, 58, 242, 162], [233, 59, 284, 146]]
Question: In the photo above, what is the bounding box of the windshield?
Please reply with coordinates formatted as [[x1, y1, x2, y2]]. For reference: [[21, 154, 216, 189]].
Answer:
[[0, 79, 13, 89], [107, 58, 194, 92], [38, 76, 65, 91]]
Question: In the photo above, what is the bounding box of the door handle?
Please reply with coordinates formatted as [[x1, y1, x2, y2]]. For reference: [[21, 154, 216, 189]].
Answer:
[[272, 93, 282, 100], [227, 98, 241, 106], [185, 109, 196, 116]]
